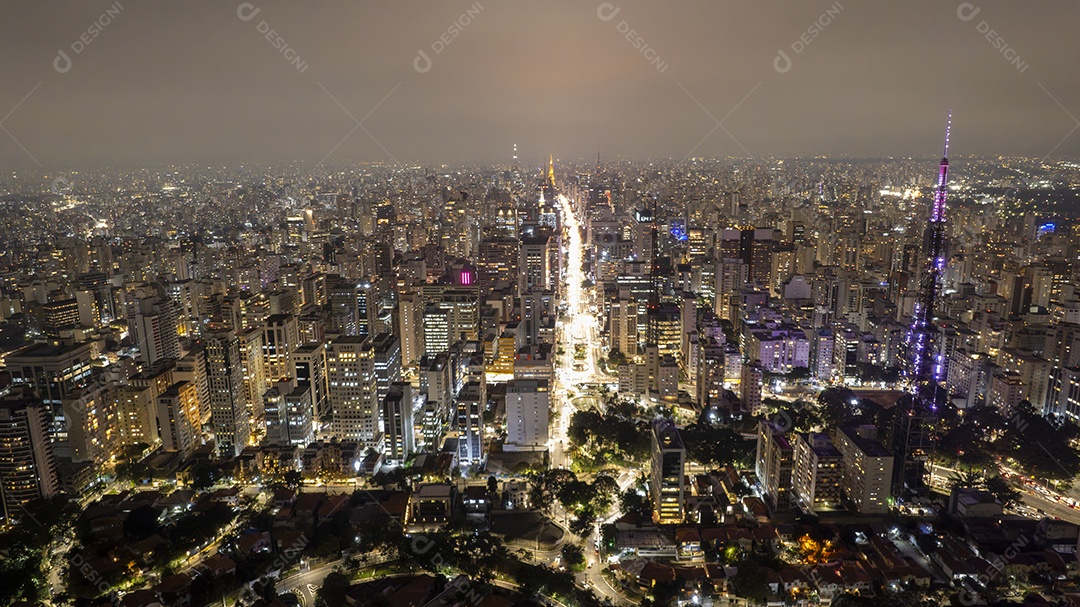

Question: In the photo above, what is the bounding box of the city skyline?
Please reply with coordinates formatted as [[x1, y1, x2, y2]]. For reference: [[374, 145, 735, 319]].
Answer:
[[4, 4, 1080, 607], [1, 1, 1079, 168]]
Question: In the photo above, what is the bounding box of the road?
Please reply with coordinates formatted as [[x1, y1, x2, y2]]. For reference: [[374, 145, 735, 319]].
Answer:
[[278, 558, 342, 606], [552, 192, 637, 607], [928, 463, 1080, 525], [551, 192, 597, 468], [1021, 489, 1080, 523]]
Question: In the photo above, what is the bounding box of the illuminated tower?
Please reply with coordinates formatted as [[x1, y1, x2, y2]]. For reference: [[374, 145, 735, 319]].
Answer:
[[547, 154, 556, 188], [906, 113, 952, 405], [890, 113, 952, 496]]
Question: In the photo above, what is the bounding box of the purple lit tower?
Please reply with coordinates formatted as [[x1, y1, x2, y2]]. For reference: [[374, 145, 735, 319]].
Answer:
[[890, 114, 952, 495], [906, 112, 952, 406]]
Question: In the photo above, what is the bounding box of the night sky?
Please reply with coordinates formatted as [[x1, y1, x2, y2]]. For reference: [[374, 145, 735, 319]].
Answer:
[[1, 0, 1078, 168]]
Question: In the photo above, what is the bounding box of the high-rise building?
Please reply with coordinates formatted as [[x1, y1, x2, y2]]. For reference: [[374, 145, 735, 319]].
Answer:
[[204, 331, 250, 456], [456, 381, 485, 468], [650, 419, 686, 524], [329, 280, 357, 335], [372, 332, 402, 408], [355, 281, 377, 339], [646, 303, 682, 359], [290, 341, 329, 426], [238, 326, 268, 435], [833, 426, 893, 515], [989, 372, 1026, 417], [696, 336, 725, 410], [0, 394, 59, 524], [715, 258, 748, 322], [327, 336, 379, 444], [58, 383, 114, 466], [518, 233, 553, 297], [156, 381, 200, 459], [132, 296, 180, 364], [741, 361, 764, 416], [792, 432, 843, 513], [608, 297, 639, 357], [420, 352, 453, 417], [746, 228, 776, 285], [382, 381, 416, 465], [756, 420, 794, 513], [397, 291, 425, 369], [263, 313, 299, 382], [423, 304, 451, 357], [504, 379, 549, 452], [477, 237, 519, 295], [5, 342, 94, 407], [264, 379, 313, 447], [43, 298, 80, 337]]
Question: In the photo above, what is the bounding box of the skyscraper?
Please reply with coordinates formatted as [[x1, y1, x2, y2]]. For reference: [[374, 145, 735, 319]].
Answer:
[[382, 381, 416, 465], [327, 336, 379, 444], [0, 394, 59, 524], [156, 381, 200, 459], [132, 295, 180, 365], [264, 379, 313, 447], [456, 381, 485, 468], [204, 331, 251, 456], [650, 419, 686, 524], [504, 379, 549, 452]]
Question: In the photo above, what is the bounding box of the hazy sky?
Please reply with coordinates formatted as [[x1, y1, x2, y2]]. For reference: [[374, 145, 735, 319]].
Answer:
[[1, 1, 1078, 168]]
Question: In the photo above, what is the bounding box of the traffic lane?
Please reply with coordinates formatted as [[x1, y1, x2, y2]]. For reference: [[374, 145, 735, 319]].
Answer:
[[1022, 490, 1080, 524]]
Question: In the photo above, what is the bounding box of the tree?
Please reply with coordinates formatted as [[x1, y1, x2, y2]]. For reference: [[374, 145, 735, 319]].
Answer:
[[590, 475, 619, 512], [680, 423, 756, 468], [787, 366, 811, 381], [191, 464, 217, 490], [316, 571, 350, 607], [948, 469, 984, 490], [124, 504, 161, 539], [569, 506, 596, 536], [733, 559, 769, 603], [561, 543, 586, 572], [984, 475, 1022, 508], [487, 475, 498, 495], [283, 470, 303, 489], [619, 488, 653, 521], [607, 348, 628, 367], [253, 577, 277, 602], [600, 524, 618, 554], [116, 459, 150, 484]]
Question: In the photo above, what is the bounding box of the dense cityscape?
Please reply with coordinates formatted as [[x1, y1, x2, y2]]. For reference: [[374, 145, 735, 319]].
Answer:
[[3, 3, 1080, 607], [1, 146, 1079, 607]]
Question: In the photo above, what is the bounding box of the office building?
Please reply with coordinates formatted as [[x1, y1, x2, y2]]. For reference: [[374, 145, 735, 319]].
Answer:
[[504, 379, 549, 452], [650, 419, 686, 524]]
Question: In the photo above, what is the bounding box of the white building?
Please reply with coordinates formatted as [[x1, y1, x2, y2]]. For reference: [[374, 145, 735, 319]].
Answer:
[[833, 426, 893, 514], [504, 379, 549, 452]]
